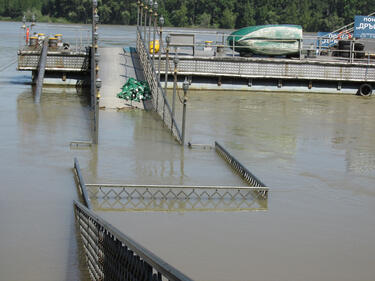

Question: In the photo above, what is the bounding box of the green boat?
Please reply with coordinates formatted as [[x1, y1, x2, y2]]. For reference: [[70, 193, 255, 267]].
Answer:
[[227, 25, 303, 56]]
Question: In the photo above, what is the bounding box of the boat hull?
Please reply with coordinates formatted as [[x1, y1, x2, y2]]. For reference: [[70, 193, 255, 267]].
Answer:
[[228, 25, 302, 56]]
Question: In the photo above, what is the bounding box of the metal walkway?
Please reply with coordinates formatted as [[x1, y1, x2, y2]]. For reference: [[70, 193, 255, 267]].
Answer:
[[99, 47, 148, 110]]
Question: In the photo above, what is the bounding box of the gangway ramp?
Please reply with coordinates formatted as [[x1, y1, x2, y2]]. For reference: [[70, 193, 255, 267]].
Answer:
[[99, 47, 147, 110]]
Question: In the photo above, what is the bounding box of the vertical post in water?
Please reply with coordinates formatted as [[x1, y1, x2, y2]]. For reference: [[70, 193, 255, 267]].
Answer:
[[181, 77, 189, 146], [92, 0, 100, 144], [164, 35, 170, 93], [172, 56, 178, 119], [158, 16, 164, 81], [152, 1, 158, 66], [137, 0, 140, 27]]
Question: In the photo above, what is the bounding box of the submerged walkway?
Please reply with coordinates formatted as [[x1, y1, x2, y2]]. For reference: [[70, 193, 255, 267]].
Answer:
[[99, 47, 145, 110]]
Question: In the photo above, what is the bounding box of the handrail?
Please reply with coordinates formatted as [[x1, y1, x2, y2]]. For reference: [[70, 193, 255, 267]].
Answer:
[[136, 26, 183, 143], [74, 200, 195, 281], [73, 158, 92, 209]]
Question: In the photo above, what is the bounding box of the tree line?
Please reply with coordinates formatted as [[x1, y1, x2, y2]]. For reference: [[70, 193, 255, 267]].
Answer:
[[1, 0, 375, 32]]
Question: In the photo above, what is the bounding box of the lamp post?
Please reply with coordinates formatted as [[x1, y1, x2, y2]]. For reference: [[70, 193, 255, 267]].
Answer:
[[181, 77, 189, 145], [164, 35, 170, 94], [152, 1, 158, 64], [92, 0, 100, 144], [143, 0, 147, 41], [148, 0, 153, 54], [158, 16, 164, 81], [172, 55, 179, 119]]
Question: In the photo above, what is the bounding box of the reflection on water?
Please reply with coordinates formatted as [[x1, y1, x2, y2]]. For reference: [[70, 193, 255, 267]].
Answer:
[[1, 21, 375, 281]]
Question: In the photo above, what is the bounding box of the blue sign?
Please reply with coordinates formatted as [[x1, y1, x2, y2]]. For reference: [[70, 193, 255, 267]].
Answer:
[[354, 15, 375, 39], [317, 32, 338, 47]]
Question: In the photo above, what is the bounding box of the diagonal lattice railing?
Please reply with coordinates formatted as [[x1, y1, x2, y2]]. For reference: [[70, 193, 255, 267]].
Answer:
[[215, 142, 268, 198], [74, 201, 194, 281], [73, 159, 194, 281], [86, 184, 268, 212], [136, 26, 182, 144]]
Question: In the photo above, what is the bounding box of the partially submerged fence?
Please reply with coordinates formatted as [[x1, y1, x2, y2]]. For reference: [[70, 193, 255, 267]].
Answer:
[[74, 201, 194, 281], [215, 142, 268, 199], [85, 183, 268, 212], [136, 27, 183, 144], [73, 158, 194, 281]]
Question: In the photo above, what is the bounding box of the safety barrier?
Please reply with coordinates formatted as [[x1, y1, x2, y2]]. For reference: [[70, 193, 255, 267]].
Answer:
[[74, 201, 194, 281], [136, 26, 183, 144], [86, 183, 268, 212], [73, 159, 194, 281], [215, 142, 268, 198]]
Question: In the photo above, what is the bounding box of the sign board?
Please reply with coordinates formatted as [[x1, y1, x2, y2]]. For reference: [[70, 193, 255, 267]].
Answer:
[[317, 32, 338, 47], [354, 15, 375, 39]]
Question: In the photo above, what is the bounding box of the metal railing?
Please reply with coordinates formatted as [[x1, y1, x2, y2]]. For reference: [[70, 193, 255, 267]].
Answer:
[[73, 158, 195, 281], [86, 183, 268, 212], [136, 27, 183, 144], [215, 142, 268, 198], [74, 201, 194, 281]]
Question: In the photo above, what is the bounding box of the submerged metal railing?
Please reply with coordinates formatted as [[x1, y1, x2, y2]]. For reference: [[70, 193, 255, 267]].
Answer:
[[86, 184, 268, 212], [215, 142, 268, 198], [73, 158, 194, 281], [74, 201, 194, 281], [136, 27, 183, 144]]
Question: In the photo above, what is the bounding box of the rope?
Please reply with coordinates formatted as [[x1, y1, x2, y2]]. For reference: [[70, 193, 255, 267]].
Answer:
[[0, 58, 17, 73]]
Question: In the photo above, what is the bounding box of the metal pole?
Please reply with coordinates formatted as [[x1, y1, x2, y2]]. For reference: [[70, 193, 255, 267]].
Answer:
[[92, 0, 100, 144], [137, 0, 140, 27], [158, 16, 164, 81], [172, 56, 178, 119], [148, 0, 153, 54], [181, 78, 189, 146], [144, 1, 147, 41], [164, 36, 170, 93], [140, 2, 143, 35], [152, 2, 158, 65]]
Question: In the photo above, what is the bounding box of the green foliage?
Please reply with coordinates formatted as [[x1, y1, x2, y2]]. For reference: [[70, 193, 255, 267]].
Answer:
[[2, 0, 375, 32]]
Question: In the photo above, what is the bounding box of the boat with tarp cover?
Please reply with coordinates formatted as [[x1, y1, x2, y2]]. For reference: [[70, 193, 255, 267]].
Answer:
[[227, 24, 303, 56]]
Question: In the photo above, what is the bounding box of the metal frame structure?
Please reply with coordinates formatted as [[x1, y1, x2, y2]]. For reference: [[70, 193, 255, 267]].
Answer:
[[73, 158, 195, 281], [74, 201, 194, 281], [86, 183, 268, 212], [136, 1, 183, 144], [215, 142, 268, 198]]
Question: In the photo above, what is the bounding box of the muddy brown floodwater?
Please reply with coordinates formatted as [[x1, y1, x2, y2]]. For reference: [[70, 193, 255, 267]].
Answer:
[[1, 21, 375, 281]]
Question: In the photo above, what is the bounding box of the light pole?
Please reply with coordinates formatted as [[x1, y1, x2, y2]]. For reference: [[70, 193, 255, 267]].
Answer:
[[158, 16, 164, 81], [172, 55, 178, 119], [92, 0, 100, 144], [181, 77, 189, 145], [143, 0, 147, 41], [164, 35, 170, 94], [148, 0, 153, 54], [152, 1, 158, 64]]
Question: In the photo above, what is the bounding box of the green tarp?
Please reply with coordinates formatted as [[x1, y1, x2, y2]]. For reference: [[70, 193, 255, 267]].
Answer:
[[117, 78, 152, 102]]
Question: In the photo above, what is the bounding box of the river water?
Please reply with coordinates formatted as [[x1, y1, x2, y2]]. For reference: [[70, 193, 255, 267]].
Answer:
[[1, 21, 375, 281]]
